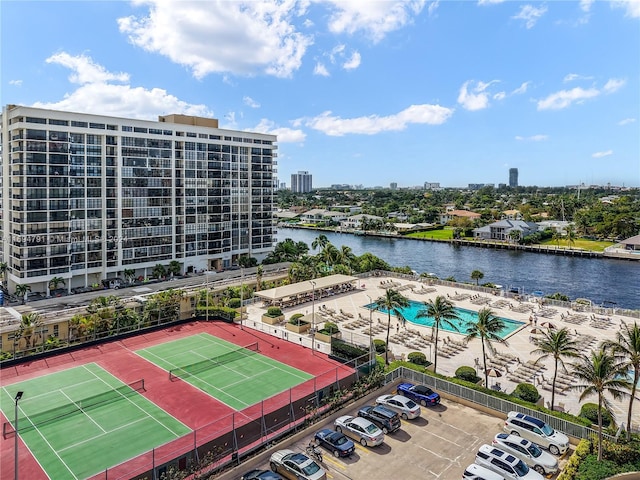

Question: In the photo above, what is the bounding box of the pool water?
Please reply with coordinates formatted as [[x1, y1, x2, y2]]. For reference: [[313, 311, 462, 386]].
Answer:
[[365, 300, 524, 339]]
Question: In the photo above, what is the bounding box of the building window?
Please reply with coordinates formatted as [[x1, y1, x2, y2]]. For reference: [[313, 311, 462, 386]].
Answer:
[[89, 123, 106, 129], [71, 120, 88, 128]]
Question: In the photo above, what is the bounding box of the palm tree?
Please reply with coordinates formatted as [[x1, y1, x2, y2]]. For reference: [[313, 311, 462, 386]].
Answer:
[[167, 260, 181, 277], [311, 234, 330, 252], [552, 230, 562, 248], [465, 308, 507, 387], [152, 263, 167, 279], [415, 296, 460, 374], [570, 349, 630, 461], [531, 328, 580, 410], [0, 261, 8, 287], [48, 276, 66, 292], [470, 270, 484, 286], [603, 321, 640, 434], [371, 289, 410, 365], [18, 312, 43, 350], [255, 265, 264, 292], [565, 224, 576, 249], [123, 268, 136, 284], [15, 284, 31, 304]]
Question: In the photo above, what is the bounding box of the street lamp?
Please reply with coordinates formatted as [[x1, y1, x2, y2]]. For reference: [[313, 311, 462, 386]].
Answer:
[[14, 391, 23, 480], [240, 267, 244, 330], [310, 280, 316, 354], [366, 295, 374, 366]]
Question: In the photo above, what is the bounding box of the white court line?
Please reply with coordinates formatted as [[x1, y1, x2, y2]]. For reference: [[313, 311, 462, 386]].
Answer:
[[58, 417, 149, 453], [58, 390, 106, 434], [81, 364, 189, 437]]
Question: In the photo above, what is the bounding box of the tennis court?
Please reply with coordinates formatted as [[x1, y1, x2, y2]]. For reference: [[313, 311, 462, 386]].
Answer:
[[136, 333, 314, 410], [0, 363, 191, 480]]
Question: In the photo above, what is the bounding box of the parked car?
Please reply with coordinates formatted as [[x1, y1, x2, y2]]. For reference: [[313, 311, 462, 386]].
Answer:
[[241, 469, 284, 480], [334, 415, 384, 447], [475, 444, 544, 480], [397, 382, 441, 407], [314, 428, 355, 457], [375, 394, 421, 419], [462, 463, 507, 480], [504, 411, 569, 455], [269, 450, 326, 480], [492, 433, 558, 475], [357, 404, 402, 434]]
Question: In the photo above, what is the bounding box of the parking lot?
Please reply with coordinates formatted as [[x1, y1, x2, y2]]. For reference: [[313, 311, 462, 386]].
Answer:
[[224, 386, 570, 480]]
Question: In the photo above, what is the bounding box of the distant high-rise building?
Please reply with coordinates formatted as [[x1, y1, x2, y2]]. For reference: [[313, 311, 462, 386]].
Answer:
[[291, 171, 312, 193], [390, 182, 398, 190], [424, 182, 441, 190], [509, 168, 518, 187]]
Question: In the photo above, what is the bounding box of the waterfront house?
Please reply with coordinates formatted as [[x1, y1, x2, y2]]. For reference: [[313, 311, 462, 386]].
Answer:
[[473, 219, 540, 242]]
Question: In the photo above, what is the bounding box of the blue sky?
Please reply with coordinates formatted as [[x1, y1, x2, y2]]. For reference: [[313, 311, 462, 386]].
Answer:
[[2, 0, 639, 188]]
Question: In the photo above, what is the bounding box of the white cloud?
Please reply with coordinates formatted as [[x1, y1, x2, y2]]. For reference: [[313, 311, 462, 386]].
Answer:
[[314, 62, 330, 77], [563, 73, 593, 83], [580, 0, 595, 12], [512, 81, 530, 94], [612, 0, 640, 18], [343, 51, 361, 70], [325, 0, 427, 43], [34, 52, 212, 120], [618, 118, 637, 125], [478, 0, 506, 5], [9, 79, 23, 86], [538, 77, 626, 110], [46, 52, 129, 84], [303, 103, 454, 136], [537, 86, 599, 110], [592, 150, 613, 158], [428, 0, 439, 16], [252, 118, 306, 143], [457, 80, 499, 111], [493, 91, 506, 101], [515, 134, 548, 141], [512, 4, 548, 29], [118, 1, 313, 79], [243, 96, 260, 108], [603, 78, 626, 93]]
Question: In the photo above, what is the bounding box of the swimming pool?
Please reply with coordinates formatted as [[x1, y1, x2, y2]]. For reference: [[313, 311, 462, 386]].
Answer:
[[365, 300, 525, 339]]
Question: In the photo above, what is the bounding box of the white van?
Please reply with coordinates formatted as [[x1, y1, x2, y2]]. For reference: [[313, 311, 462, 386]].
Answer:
[[462, 463, 506, 480], [475, 444, 544, 480]]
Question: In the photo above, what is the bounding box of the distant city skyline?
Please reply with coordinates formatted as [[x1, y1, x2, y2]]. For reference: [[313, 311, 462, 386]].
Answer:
[[2, 1, 638, 187]]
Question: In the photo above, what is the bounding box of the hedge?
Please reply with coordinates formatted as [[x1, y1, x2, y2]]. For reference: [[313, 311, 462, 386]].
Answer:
[[407, 351, 428, 366], [266, 306, 283, 317], [579, 403, 613, 428], [511, 383, 540, 403], [455, 366, 480, 383]]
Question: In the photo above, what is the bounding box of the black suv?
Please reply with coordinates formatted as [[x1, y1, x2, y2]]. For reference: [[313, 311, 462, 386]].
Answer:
[[357, 405, 401, 434]]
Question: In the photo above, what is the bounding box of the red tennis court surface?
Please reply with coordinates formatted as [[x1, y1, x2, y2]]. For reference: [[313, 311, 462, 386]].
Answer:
[[0, 321, 356, 480]]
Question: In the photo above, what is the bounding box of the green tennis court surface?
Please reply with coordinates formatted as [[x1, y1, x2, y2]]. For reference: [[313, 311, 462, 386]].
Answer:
[[0, 363, 191, 480], [136, 333, 313, 409]]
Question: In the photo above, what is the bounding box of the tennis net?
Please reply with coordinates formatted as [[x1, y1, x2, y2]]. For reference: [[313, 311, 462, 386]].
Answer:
[[169, 342, 259, 381], [2, 378, 145, 438]]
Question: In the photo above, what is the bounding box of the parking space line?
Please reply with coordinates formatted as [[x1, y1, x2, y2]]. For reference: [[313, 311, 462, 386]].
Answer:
[[322, 456, 347, 470]]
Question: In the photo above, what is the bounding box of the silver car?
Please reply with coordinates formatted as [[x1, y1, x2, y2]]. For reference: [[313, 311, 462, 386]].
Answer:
[[504, 411, 569, 455], [334, 415, 384, 447], [269, 449, 326, 480], [375, 394, 421, 419], [492, 433, 558, 475]]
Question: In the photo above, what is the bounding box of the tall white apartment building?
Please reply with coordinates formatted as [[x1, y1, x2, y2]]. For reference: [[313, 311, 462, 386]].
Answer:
[[0, 105, 277, 295], [290, 171, 312, 193]]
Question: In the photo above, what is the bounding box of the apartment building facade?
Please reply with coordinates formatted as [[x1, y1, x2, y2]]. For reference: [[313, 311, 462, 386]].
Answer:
[[290, 170, 312, 193], [0, 105, 277, 295]]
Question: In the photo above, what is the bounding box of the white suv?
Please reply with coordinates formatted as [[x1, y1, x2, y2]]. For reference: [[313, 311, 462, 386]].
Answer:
[[493, 433, 558, 475], [462, 463, 506, 480], [504, 411, 569, 455], [475, 444, 544, 480]]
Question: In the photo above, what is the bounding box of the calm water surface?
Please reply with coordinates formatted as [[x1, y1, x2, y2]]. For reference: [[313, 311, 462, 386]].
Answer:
[[276, 228, 640, 311]]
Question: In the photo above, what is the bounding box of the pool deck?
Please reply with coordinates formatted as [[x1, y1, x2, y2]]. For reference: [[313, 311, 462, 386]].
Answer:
[[244, 275, 640, 432]]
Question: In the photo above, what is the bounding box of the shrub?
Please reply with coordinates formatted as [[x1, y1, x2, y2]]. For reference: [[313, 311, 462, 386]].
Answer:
[[455, 366, 480, 383], [407, 351, 428, 366], [288, 313, 306, 325], [373, 339, 387, 354], [320, 322, 339, 335], [227, 298, 241, 308], [331, 340, 367, 360], [511, 383, 540, 403], [266, 306, 283, 317], [579, 402, 613, 428]]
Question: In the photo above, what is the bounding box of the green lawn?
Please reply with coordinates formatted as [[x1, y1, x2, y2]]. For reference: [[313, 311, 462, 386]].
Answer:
[[404, 229, 454, 240], [539, 238, 614, 252]]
